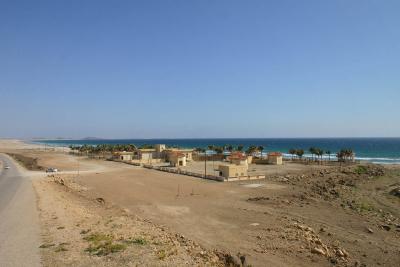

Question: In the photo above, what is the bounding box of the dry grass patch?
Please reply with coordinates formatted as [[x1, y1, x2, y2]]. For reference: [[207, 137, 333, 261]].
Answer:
[[83, 232, 127, 256]]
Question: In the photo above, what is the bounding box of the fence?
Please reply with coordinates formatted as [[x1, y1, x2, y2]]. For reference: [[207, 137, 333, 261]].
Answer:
[[192, 154, 225, 161], [142, 164, 224, 182]]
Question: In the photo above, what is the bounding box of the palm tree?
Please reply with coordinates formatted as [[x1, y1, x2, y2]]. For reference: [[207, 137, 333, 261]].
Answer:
[[289, 148, 296, 160], [257, 145, 265, 158], [315, 148, 324, 162], [325, 150, 331, 161], [246, 145, 257, 155], [237, 145, 244, 152], [194, 147, 205, 153], [343, 148, 354, 162], [309, 147, 316, 161], [337, 150, 344, 162], [214, 146, 223, 154], [127, 144, 137, 152], [296, 149, 304, 160], [139, 144, 154, 149], [349, 149, 355, 161]]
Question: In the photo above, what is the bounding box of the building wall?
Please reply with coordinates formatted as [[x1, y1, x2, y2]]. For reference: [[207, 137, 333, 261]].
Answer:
[[120, 154, 132, 161], [268, 156, 283, 165], [132, 159, 163, 164], [169, 155, 187, 167], [155, 144, 166, 153], [230, 158, 248, 166], [168, 149, 192, 161], [166, 150, 193, 161], [218, 165, 248, 178], [113, 153, 133, 161], [140, 152, 157, 161], [184, 152, 193, 161]]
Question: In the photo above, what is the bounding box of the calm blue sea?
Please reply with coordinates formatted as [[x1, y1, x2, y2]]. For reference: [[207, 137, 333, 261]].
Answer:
[[32, 138, 400, 164]]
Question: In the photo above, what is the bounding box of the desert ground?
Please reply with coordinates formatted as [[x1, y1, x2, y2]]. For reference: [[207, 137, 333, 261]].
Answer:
[[1, 139, 400, 266]]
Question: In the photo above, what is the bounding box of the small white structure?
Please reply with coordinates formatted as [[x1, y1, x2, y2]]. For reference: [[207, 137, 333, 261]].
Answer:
[[169, 152, 187, 167], [113, 151, 134, 161], [267, 152, 283, 165], [137, 149, 157, 161]]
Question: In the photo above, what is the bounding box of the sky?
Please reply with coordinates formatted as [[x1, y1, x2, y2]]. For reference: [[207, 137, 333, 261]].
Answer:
[[0, 0, 399, 139]]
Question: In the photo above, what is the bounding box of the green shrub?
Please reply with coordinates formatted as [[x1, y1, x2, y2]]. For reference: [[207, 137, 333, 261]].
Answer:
[[85, 241, 126, 256], [354, 165, 368, 175], [83, 232, 126, 256], [124, 237, 147, 245]]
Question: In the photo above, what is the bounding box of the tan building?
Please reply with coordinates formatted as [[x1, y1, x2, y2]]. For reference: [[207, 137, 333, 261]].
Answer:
[[136, 148, 157, 161], [137, 144, 167, 161], [131, 145, 193, 164], [229, 152, 249, 166], [218, 164, 248, 179], [166, 148, 193, 161], [113, 151, 134, 161], [155, 144, 166, 152], [169, 152, 187, 167], [267, 152, 283, 165]]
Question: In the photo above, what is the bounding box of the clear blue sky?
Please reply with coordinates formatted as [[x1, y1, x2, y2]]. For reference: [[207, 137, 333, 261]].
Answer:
[[1, 0, 399, 139]]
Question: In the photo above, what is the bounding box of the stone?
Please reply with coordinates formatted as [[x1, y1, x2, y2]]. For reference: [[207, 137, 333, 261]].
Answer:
[[311, 247, 326, 256], [336, 249, 348, 258], [238, 254, 246, 266], [96, 197, 105, 204], [389, 187, 400, 197]]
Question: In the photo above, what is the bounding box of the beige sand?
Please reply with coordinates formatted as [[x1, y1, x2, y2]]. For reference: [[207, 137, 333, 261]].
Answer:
[[1, 139, 400, 267]]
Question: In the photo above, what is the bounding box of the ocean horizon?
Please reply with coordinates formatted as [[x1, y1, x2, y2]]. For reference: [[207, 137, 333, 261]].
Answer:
[[32, 137, 400, 165]]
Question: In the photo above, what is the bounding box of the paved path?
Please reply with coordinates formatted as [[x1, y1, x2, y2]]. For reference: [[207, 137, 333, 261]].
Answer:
[[0, 153, 41, 267]]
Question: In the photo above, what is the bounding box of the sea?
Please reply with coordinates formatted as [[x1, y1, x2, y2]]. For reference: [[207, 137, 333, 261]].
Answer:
[[32, 138, 400, 165]]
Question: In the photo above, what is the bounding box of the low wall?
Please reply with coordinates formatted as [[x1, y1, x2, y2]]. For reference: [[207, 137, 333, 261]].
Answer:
[[142, 165, 224, 182], [142, 165, 266, 182], [110, 159, 142, 166], [226, 175, 266, 182], [193, 154, 225, 161], [252, 159, 271, 165]]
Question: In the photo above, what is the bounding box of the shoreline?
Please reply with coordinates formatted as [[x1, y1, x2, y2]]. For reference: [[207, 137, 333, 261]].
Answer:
[[30, 139, 400, 165]]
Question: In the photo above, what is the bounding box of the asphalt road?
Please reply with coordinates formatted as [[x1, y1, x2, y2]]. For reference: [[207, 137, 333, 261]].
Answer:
[[0, 153, 41, 267]]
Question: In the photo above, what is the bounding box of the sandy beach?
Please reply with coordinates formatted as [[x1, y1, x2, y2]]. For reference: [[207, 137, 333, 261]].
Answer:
[[1, 139, 400, 266]]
